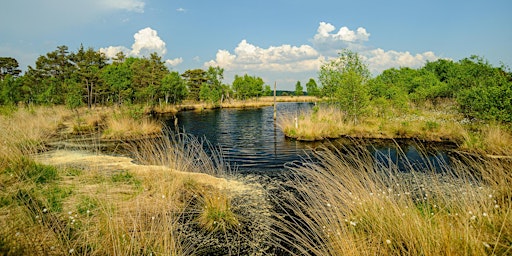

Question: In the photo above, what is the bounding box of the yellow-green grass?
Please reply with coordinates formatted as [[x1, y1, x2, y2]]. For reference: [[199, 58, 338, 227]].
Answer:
[[273, 142, 512, 255], [0, 105, 69, 165], [279, 100, 512, 155], [0, 106, 267, 255]]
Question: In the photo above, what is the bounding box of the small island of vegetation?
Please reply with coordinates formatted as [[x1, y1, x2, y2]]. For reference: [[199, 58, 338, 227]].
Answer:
[[279, 50, 512, 157]]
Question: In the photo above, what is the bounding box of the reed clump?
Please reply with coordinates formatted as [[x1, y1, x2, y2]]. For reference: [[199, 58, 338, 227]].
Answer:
[[278, 106, 346, 141], [272, 141, 512, 255]]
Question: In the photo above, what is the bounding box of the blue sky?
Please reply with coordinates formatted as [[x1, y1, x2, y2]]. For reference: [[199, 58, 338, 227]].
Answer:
[[1, 0, 510, 90]]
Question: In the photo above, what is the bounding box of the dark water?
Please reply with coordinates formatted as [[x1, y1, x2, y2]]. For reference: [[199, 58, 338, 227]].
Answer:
[[166, 102, 453, 173]]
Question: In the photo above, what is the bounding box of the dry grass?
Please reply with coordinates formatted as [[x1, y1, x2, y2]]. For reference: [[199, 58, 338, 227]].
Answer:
[[279, 104, 470, 143], [1, 114, 271, 256], [460, 124, 512, 156], [0, 106, 70, 164], [102, 116, 162, 139], [278, 106, 345, 141], [273, 142, 512, 255]]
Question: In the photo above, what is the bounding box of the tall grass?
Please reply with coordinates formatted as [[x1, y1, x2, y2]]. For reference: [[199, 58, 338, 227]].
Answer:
[[1, 108, 272, 256], [0, 106, 69, 165], [278, 106, 346, 140], [272, 141, 512, 255]]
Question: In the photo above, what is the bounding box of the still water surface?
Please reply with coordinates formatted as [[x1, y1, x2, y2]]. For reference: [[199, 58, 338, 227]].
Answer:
[[167, 103, 451, 173]]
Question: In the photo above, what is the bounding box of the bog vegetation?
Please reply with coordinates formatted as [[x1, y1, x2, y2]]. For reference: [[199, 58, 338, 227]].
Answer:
[[1, 46, 512, 255]]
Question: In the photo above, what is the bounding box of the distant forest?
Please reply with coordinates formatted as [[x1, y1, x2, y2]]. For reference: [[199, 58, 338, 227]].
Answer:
[[1, 45, 511, 122]]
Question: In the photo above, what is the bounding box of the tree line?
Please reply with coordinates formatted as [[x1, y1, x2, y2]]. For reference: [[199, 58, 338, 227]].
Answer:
[[2, 46, 511, 123], [317, 50, 512, 123], [0, 45, 272, 109]]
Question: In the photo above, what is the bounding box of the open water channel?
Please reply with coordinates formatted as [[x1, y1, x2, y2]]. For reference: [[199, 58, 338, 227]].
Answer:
[[167, 102, 454, 174]]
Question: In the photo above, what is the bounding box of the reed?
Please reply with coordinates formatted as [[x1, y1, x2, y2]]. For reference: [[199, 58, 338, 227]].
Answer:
[[271, 141, 512, 255], [279, 103, 469, 143], [102, 115, 162, 140]]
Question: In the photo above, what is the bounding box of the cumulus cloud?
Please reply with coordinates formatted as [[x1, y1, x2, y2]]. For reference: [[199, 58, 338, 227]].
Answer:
[[131, 27, 167, 56], [312, 22, 370, 55], [205, 40, 322, 72], [98, 0, 145, 13], [205, 21, 441, 88], [313, 22, 370, 43], [362, 49, 439, 74], [100, 27, 182, 68], [166, 58, 184, 67]]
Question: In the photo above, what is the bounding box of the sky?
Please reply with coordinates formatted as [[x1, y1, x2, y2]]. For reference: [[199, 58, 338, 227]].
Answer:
[[1, 0, 511, 90]]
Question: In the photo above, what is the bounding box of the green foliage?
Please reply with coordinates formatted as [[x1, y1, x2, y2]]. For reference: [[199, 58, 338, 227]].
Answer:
[[45, 186, 73, 212], [0, 57, 22, 80], [263, 85, 272, 96], [9, 158, 59, 184], [161, 71, 187, 104], [0, 74, 22, 105], [130, 53, 168, 105], [452, 56, 512, 122], [306, 78, 320, 96], [182, 69, 207, 101], [76, 196, 99, 215], [232, 74, 264, 100], [295, 81, 304, 96], [111, 170, 141, 187], [199, 66, 225, 105], [101, 59, 133, 105], [319, 49, 370, 123]]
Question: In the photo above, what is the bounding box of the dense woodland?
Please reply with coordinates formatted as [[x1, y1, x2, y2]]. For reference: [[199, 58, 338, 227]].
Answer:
[[1, 45, 511, 123]]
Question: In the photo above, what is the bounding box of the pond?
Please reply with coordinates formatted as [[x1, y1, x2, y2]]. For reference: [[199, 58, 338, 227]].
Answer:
[[167, 102, 454, 174]]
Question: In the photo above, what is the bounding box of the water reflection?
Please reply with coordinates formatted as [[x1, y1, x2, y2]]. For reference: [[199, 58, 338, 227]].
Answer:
[[167, 103, 453, 173]]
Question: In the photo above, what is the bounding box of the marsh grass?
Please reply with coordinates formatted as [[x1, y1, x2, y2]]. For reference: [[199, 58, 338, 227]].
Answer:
[[272, 141, 512, 255], [1, 105, 270, 256], [279, 103, 472, 144], [278, 106, 346, 140], [0, 106, 68, 164]]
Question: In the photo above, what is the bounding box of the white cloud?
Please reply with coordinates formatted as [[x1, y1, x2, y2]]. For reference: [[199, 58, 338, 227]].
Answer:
[[131, 27, 167, 56], [176, 8, 186, 12], [100, 46, 131, 59], [166, 58, 184, 67], [205, 40, 322, 72], [313, 22, 370, 47], [98, 0, 145, 13], [362, 49, 439, 74], [206, 22, 441, 89], [100, 27, 182, 67]]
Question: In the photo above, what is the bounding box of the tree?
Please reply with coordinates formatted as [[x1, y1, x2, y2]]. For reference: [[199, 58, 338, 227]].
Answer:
[[23, 45, 75, 104], [182, 69, 207, 101], [263, 85, 272, 96], [161, 71, 187, 104], [295, 81, 303, 96], [130, 53, 168, 104], [318, 49, 370, 123], [200, 66, 225, 105], [0, 57, 22, 80], [305, 78, 320, 96], [71, 45, 107, 108], [101, 59, 133, 105], [453, 56, 512, 122], [232, 74, 264, 100], [0, 75, 21, 105]]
